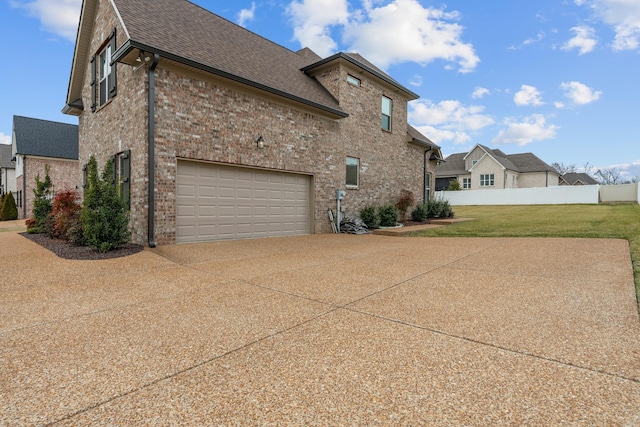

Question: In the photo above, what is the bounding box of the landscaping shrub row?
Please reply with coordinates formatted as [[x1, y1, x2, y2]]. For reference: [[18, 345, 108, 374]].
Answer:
[[359, 190, 454, 229]]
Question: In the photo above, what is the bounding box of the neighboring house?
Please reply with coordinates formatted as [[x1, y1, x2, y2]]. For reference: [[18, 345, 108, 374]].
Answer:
[[12, 116, 79, 219], [559, 172, 598, 186], [435, 144, 560, 191], [63, 0, 442, 246], [0, 144, 16, 197]]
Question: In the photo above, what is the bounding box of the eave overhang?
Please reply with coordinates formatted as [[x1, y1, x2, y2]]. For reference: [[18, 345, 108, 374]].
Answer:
[[302, 53, 419, 100]]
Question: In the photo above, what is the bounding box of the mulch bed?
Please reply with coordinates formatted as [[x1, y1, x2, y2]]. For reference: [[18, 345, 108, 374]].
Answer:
[[20, 232, 144, 260]]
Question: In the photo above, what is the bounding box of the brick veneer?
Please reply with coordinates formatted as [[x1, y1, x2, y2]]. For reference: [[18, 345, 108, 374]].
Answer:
[[77, 0, 436, 245], [17, 157, 80, 219]]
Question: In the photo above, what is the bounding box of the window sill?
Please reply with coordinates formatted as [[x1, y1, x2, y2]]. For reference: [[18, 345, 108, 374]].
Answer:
[[346, 185, 359, 190]]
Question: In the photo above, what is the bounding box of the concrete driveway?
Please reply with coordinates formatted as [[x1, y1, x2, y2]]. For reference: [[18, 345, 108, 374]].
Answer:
[[1, 228, 640, 425]]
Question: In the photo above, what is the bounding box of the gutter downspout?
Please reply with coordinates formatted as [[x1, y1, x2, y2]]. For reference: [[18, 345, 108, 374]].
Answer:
[[147, 53, 159, 248], [423, 150, 429, 202], [22, 156, 27, 219]]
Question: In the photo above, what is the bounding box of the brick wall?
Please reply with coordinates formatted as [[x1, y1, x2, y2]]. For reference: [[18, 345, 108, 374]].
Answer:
[[18, 157, 80, 219]]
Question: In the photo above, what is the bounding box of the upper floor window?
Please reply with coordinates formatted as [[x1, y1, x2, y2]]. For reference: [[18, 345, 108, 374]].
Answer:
[[381, 96, 392, 131], [91, 29, 117, 111], [480, 174, 495, 187], [346, 75, 361, 87], [346, 157, 359, 187]]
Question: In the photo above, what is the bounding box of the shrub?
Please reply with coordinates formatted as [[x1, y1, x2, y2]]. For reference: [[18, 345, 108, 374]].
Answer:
[[440, 199, 454, 218], [32, 165, 54, 232], [378, 204, 398, 227], [0, 193, 4, 217], [395, 189, 415, 221], [47, 189, 82, 240], [447, 179, 462, 191], [0, 191, 18, 221], [81, 156, 131, 252], [411, 203, 429, 222], [360, 205, 379, 229]]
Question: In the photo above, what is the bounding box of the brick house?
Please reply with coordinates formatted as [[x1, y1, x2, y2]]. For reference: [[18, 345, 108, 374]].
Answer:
[[12, 116, 79, 219], [0, 144, 16, 197], [435, 144, 560, 191], [63, 0, 442, 246]]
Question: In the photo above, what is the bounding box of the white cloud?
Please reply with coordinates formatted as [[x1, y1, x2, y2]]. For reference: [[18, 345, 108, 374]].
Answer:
[[562, 25, 598, 54], [409, 99, 494, 144], [409, 74, 423, 87], [560, 81, 602, 105], [472, 87, 490, 99], [0, 132, 11, 146], [237, 2, 256, 27], [286, 0, 350, 57], [492, 114, 558, 146], [514, 85, 544, 106], [523, 31, 546, 46], [287, 0, 479, 72], [10, 0, 81, 41], [577, 0, 640, 50]]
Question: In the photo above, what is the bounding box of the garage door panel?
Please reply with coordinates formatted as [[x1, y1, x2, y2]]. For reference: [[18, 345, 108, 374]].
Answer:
[[177, 161, 311, 243]]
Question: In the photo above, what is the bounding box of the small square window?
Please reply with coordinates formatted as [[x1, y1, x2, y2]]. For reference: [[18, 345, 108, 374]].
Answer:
[[463, 178, 471, 189], [347, 75, 361, 87], [346, 157, 359, 187]]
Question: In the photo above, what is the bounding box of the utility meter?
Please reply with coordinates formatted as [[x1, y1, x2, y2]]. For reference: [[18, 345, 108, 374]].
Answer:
[[336, 190, 346, 200]]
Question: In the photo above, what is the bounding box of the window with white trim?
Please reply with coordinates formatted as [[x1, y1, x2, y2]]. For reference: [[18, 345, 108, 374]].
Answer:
[[346, 157, 359, 187], [381, 96, 392, 131], [463, 178, 471, 189], [91, 29, 117, 111], [480, 174, 495, 187]]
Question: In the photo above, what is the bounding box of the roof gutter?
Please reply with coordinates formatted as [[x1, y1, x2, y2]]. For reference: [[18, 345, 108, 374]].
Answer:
[[147, 53, 160, 248]]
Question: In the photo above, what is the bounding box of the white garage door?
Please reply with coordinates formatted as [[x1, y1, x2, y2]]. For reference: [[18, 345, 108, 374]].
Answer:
[[176, 161, 311, 243]]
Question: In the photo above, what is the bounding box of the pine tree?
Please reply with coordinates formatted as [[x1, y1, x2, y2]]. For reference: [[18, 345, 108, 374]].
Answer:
[[32, 164, 54, 231], [0, 191, 18, 221], [81, 156, 131, 252]]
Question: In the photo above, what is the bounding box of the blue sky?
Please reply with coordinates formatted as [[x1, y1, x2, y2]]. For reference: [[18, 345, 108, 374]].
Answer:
[[1, 0, 639, 178]]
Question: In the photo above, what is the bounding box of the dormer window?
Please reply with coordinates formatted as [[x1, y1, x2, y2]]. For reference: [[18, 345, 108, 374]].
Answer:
[[347, 75, 361, 87], [91, 29, 117, 111]]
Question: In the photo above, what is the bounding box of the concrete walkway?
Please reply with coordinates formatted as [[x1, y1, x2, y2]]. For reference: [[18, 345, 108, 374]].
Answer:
[[1, 230, 639, 425]]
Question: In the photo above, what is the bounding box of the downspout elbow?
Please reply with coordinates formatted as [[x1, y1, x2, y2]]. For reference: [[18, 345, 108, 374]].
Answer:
[[147, 53, 160, 248]]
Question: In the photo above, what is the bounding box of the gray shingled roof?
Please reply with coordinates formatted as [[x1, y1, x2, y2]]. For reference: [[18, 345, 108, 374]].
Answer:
[[561, 172, 598, 185], [112, 0, 347, 117], [437, 146, 556, 176], [0, 144, 15, 169], [13, 116, 78, 160], [407, 125, 440, 151], [435, 153, 467, 176]]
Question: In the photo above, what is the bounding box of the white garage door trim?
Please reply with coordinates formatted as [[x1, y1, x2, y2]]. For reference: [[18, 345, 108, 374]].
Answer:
[[176, 160, 312, 243]]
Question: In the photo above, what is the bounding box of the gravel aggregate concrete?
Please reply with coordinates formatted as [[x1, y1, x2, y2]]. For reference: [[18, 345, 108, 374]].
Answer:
[[1, 231, 639, 425]]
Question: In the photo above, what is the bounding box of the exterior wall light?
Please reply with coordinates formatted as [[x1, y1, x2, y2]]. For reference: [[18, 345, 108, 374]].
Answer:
[[256, 136, 265, 149]]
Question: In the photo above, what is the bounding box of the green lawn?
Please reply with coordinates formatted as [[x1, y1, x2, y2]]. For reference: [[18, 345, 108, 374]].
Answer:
[[411, 204, 640, 312]]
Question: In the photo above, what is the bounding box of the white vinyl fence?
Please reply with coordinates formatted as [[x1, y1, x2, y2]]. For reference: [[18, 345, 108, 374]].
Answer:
[[439, 184, 640, 206]]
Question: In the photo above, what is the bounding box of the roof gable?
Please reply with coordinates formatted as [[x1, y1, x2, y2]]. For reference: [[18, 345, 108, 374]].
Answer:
[[66, 0, 350, 118], [0, 144, 15, 169], [12, 116, 78, 160]]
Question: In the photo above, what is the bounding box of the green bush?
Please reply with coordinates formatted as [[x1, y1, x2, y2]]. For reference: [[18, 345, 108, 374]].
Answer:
[[378, 204, 398, 227], [32, 165, 53, 232], [447, 179, 462, 191], [81, 156, 131, 252], [0, 191, 18, 221], [360, 205, 379, 229], [411, 203, 429, 222], [0, 193, 4, 216]]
